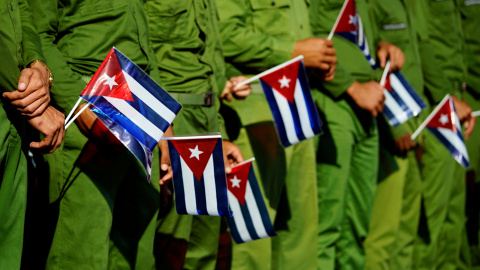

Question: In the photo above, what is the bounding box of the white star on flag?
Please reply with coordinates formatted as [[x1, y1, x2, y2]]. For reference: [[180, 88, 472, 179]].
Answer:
[[104, 74, 118, 91], [230, 175, 241, 188], [349, 14, 358, 26], [439, 114, 449, 125], [278, 75, 291, 88], [189, 145, 203, 160]]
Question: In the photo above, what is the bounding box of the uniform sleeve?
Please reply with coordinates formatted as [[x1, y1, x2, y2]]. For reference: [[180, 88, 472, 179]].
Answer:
[[28, 0, 87, 114], [18, 0, 45, 68], [0, 36, 21, 91], [214, 0, 295, 73]]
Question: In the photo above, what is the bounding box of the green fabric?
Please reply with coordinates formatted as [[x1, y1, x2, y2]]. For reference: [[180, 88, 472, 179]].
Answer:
[[29, 0, 162, 268], [145, 0, 230, 268], [0, 0, 44, 268], [215, 0, 318, 269], [309, 0, 380, 269]]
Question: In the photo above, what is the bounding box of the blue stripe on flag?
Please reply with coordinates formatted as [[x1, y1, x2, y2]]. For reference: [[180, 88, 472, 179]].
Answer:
[[240, 202, 261, 240], [382, 106, 400, 127], [127, 93, 172, 133], [212, 139, 231, 216], [428, 128, 470, 168], [227, 214, 244, 244], [287, 100, 307, 142], [114, 49, 182, 115], [88, 96, 159, 150], [261, 80, 291, 147], [393, 72, 426, 109], [169, 141, 188, 215], [194, 174, 208, 215], [247, 167, 276, 236], [387, 88, 415, 120], [298, 63, 322, 135]]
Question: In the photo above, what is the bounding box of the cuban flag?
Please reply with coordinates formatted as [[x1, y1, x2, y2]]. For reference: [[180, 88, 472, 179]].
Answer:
[[424, 95, 469, 168], [383, 71, 426, 127], [164, 133, 232, 216], [79, 47, 182, 180], [259, 56, 322, 147], [330, 0, 377, 69], [225, 158, 276, 244]]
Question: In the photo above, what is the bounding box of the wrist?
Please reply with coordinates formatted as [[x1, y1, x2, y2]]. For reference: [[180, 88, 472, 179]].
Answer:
[[29, 59, 53, 89]]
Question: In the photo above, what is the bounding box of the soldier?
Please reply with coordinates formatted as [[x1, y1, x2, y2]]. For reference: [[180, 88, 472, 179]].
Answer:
[[214, 0, 336, 269], [27, 0, 168, 268], [309, 0, 404, 268], [0, 0, 65, 268], [144, 0, 249, 268]]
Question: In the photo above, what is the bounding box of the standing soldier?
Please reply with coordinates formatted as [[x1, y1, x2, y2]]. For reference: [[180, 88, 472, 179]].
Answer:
[[309, 0, 404, 268], [27, 0, 167, 268], [0, 0, 65, 268], [215, 0, 336, 269], [144, 0, 249, 268]]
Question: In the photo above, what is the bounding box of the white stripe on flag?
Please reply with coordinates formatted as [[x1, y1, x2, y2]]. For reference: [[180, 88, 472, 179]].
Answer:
[[384, 89, 409, 124], [105, 97, 165, 141], [358, 16, 365, 46], [123, 71, 177, 123], [204, 155, 220, 216], [227, 191, 253, 242], [390, 74, 422, 115], [293, 79, 315, 139], [272, 89, 300, 145], [245, 182, 269, 238], [180, 156, 198, 215], [437, 127, 469, 161]]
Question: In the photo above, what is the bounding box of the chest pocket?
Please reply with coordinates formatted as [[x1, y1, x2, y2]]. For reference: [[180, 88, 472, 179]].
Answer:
[[429, 0, 455, 15], [79, 0, 128, 14], [461, 0, 480, 18], [248, 0, 291, 36], [145, 0, 190, 42]]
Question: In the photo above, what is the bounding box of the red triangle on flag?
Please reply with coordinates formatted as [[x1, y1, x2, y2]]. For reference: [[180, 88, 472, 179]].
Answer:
[[81, 48, 134, 102], [335, 0, 358, 33], [226, 161, 251, 206], [384, 72, 393, 91], [426, 99, 457, 132], [170, 138, 219, 181], [260, 60, 300, 103]]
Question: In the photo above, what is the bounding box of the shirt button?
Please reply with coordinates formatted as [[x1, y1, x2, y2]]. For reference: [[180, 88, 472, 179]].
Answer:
[[271, 1, 275, 6], [169, 7, 174, 13], [300, 24, 303, 29]]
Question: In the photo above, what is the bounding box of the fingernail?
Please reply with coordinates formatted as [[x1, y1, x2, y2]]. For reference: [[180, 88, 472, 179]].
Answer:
[[161, 164, 169, 171], [19, 83, 25, 89]]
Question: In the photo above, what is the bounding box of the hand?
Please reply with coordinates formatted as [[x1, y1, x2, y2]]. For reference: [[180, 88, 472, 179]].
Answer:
[[395, 132, 415, 152], [159, 125, 174, 185], [452, 95, 476, 139], [74, 102, 98, 137], [221, 76, 252, 102], [3, 62, 51, 117], [324, 62, 336, 81], [26, 105, 65, 154], [292, 38, 337, 72], [376, 41, 405, 70], [346, 81, 385, 117], [223, 140, 244, 174]]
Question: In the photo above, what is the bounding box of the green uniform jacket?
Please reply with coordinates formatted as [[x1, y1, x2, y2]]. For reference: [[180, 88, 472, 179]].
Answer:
[[459, 0, 480, 96], [28, 0, 161, 115], [145, 0, 228, 137]]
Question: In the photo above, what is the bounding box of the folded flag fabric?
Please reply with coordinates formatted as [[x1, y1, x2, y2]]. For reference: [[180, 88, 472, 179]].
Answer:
[[164, 133, 232, 216], [259, 56, 322, 147], [225, 158, 276, 244], [424, 95, 469, 168], [383, 71, 426, 127], [80, 47, 181, 180], [331, 0, 377, 69]]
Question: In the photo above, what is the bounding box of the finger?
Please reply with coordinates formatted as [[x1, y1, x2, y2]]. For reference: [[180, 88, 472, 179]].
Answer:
[[18, 69, 34, 91], [18, 97, 49, 117], [2, 89, 31, 101], [324, 39, 334, 47], [314, 62, 331, 71], [465, 117, 476, 139], [321, 55, 337, 64], [324, 47, 336, 56], [377, 50, 387, 68], [160, 170, 173, 185]]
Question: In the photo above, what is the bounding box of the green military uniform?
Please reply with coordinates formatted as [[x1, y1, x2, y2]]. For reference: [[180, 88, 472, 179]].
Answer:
[[214, 1, 318, 269], [459, 0, 480, 266], [0, 0, 45, 268], [28, 0, 161, 268], [412, 0, 469, 269], [364, 0, 425, 269], [144, 0, 229, 269], [309, 0, 380, 269]]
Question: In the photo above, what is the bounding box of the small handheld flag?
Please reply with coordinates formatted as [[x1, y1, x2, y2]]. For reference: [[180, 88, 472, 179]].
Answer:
[[163, 133, 232, 216], [225, 158, 276, 244], [65, 48, 182, 180], [328, 0, 377, 69], [380, 64, 426, 126], [411, 95, 469, 168]]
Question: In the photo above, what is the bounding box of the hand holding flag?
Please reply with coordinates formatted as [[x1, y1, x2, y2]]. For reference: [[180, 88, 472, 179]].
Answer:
[[163, 133, 232, 216], [411, 95, 469, 168], [225, 158, 276, 244]]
